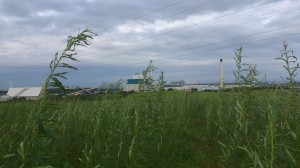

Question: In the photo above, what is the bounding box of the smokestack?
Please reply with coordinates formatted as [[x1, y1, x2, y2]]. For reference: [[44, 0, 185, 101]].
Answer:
[[161, 71, 164, 85], [220, 59, 224, 89]]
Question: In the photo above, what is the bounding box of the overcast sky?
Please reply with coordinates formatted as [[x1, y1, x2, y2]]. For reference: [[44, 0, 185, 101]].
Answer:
[[0, 0, 300, 89]]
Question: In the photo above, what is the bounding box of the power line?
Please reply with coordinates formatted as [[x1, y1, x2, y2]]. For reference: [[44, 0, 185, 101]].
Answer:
[[158, 0, 218, 20], [1, 0, 298, 86], [93, 0, 217, 38], [4, 24, 297, 82], [15, 0, 188, 57], [70, 32, 300, 79], [86, 0, 155, 29], [78, 9, 300, 59], [7, 0, 279, 66], [64, 0, 282, 57], [67, 25, 300, 74], [2, 32, 298, 87], [22, 0, 215, 61], [119, 0, 188, 21], [11, 0, 155, 56], [2, 8, 299, 74]]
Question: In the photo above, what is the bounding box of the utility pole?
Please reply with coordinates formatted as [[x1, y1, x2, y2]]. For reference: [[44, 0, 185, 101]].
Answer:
[[161, 71, 164, 86], [143, 70, 145, 91], [220, 59, 224, 89], [161, 71, 164, 90]]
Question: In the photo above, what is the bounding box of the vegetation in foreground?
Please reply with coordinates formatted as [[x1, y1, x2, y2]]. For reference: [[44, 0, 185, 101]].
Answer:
[[0, 89, 299, 167]]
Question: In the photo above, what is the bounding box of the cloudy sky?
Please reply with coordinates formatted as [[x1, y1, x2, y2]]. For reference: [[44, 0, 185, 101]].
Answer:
[[0, 0, 300, 89]]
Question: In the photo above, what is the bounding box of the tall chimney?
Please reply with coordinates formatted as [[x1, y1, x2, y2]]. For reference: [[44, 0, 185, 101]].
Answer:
[[220, 59, 224, 89], [161, 71, 164, 85]]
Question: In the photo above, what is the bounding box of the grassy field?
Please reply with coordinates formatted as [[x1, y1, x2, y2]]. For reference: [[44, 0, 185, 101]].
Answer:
[[0, 89, 299, 167]]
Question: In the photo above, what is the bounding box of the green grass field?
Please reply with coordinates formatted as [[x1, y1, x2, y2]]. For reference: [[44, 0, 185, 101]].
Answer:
[[1, 89, 299, 167]]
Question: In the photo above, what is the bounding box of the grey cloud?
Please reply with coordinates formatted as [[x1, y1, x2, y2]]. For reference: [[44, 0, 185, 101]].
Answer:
[[0, 0, 299, 89]]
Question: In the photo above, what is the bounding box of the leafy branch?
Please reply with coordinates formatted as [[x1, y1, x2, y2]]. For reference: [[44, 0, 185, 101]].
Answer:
[[276, 41, 299, 87], [233, 47, 259, 87], [241, 64, 259, 86], [275, 41, 299, 130], [140, 60, 156, 91], [37, 29, 97, 138], [233, 47, 244, 87]]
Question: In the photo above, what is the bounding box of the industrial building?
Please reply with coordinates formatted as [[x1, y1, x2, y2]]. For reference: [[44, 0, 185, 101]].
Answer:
[[125, 59, 226, 92], [164, 84, 184, 91], [1, 59, 228, 98], [164, 84, 219, 91], [183, 84, 219, 91], [125, 74, 151, 92], [6, 87, 42, 100]]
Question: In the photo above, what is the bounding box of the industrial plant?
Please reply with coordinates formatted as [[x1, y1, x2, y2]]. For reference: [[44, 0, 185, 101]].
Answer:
[[1, 58, 295, 101]]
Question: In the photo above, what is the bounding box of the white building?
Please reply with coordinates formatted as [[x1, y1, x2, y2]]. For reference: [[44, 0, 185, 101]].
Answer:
[[0, 95, 9, 101], [164, 84, 219, 91], [164, 84, 185, 91], [184, 84, 219, 91], [7, 87, 42, 100], [125, 74, 151, 92]]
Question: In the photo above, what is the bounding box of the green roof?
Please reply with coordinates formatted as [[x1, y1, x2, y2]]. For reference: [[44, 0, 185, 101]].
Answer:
[[127, 79, 143, 84], [127, 79, 150, 84]]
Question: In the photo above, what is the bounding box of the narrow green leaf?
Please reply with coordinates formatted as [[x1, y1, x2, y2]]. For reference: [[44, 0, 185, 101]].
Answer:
[[286, 148, 296, 164], [68, 56, 79, 62], [2, 154, 16, 159], [58, 63, 78, 70], [254, 152, 263, 168], [53, 72, 68, 80], [237, 146, 252, 159], [50, 60, 54, 70], [50, 77, 66, 92]]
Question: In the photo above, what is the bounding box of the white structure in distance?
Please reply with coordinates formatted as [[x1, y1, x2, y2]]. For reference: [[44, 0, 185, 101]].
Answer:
[[6, 87, 42, 100]]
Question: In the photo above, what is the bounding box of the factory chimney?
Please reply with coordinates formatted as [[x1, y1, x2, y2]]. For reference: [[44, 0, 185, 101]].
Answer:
[[161, 71, 164, 85], [220, 59, 224, 89]]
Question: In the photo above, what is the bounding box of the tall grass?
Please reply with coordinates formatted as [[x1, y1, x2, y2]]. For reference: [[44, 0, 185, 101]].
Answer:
[[214, 42, 300, 167], [1, 89, 299, 167], [1, 92, 216, 167]]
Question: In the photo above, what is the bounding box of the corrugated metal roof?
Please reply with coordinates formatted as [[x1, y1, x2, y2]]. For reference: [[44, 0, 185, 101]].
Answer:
[[127, 79, 143, 84], [7, 87, 42, 97]]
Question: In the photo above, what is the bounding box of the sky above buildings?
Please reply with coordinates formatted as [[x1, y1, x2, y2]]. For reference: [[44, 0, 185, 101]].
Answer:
[[0, 0, 300, 89]]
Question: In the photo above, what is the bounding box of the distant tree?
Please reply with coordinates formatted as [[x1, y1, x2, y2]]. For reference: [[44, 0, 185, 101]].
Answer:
[[100, 79, 124, 93], [170, 80, 186, 86]]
